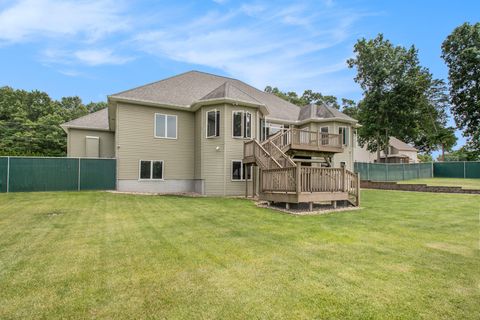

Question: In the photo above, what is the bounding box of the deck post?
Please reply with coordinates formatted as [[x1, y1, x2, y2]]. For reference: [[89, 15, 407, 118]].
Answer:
[[332, 200, 337, 209], [342, 165, 346, 192], [296, 162, 302, 194], [356, 172, 361, 206], [309, 202, 313, 211], [244, 163, 248, 198], [252, 165, 256, 198]]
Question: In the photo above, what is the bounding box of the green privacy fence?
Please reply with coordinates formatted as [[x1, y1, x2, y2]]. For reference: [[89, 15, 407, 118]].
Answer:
[[354, 162, 433, 181], [433, 161, 480, 178], [355, 161, 480, 181], [0, 157, 116, 192]]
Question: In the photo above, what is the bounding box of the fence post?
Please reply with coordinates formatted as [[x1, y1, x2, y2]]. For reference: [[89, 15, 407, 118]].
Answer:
[[367, 163, 370, 181], [431, 162, 434, 178], [385, 164, 389, 181], [464, 161, 466, 178], [78, 158, 81, 191], [6, 156, 10, 193], [402, 163, 405, 181]]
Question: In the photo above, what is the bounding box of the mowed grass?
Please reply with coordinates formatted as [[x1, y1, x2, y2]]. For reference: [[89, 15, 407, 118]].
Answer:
[[0, 190, 479, 319], [398, 178, 480, 189]]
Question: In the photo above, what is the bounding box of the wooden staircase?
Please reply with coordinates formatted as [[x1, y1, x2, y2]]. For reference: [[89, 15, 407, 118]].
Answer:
[[243, 129, 360, 208]]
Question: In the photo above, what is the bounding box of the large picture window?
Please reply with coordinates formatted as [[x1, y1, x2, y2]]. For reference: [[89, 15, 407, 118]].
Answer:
[[339, 127, 349, 146], [206, 110, 220, 138], [139, 160, 164, 180], [155, 114, 177, 139], [231, 160, 252, 181], [232, 111, 252, 138]]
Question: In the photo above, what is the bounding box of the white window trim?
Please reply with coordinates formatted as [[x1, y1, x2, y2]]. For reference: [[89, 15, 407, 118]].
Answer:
[[206, 109, 220, 138], [339, 126, 348, 146], [138, 160, 165, 181], [231, 110, 252, 139], [231, 160, 252, 181], [154, 113, 178, 140]]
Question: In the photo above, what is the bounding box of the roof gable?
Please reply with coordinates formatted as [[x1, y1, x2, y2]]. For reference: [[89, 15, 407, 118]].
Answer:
[[61, 108, 110, 131], [389, 137, 417, 151], [109, 70, 301, 121]]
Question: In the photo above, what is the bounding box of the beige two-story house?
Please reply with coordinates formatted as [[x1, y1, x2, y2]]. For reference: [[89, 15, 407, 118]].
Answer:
[[61, 71, 360, 200]]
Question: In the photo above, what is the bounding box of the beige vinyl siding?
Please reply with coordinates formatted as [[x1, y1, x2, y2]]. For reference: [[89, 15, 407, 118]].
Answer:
[[116, 103, 195, 180], [67, 128, 115, 158], [224, 105, 256, 195], [194, 109, 202, 179], [199, 105, 226, 195], [302, 121, 355, 170]]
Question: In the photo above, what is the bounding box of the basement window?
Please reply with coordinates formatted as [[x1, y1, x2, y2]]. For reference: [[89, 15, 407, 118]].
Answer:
[[139, 160, 164, 180], [231, 160, 252, 181]]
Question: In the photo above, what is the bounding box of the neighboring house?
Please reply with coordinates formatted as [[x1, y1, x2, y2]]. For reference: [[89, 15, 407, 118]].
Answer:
[[61, 71, 360, 196], [354, 136, 418, 164]]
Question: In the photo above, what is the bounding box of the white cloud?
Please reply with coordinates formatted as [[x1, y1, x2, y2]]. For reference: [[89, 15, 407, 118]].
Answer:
[[42, 48, 133, 66], [74, 49, 133, 66], [134, 2, 365, 93], [0, 0, 129, 43]]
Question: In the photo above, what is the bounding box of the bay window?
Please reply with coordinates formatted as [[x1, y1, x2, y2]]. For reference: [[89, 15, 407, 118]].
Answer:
[[206, 110, 220, 138], [232, 111, 252, 138]]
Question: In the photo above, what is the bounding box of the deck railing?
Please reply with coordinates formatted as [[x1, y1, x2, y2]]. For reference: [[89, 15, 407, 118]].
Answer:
[[261, 167, 297, 192], [244, 140, 281, 169], [267, 128, 343, 151], [290, 128, 342, 149], [299, 167, 344, 192], [260, 164, 360, 205]]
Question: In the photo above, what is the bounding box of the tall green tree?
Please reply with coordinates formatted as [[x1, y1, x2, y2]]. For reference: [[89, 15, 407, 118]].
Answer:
[[0, 86, 106, 156], [441, 22, 480, 153], [347, 34, 456, 159], [264, 87, 340, 108]]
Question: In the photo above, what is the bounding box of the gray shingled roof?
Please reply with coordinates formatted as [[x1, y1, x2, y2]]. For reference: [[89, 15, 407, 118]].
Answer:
[[389, 136, 417, 151], [298, 103, 357, 122], [110, 70, 301, 121], [199, 82, 263, 106], [61, 108, 110, 130]]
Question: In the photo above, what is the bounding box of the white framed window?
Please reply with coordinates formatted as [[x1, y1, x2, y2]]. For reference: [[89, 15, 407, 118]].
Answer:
[[206, 110, 220, 138], [232, 111, 252, 138], [139, 160, 164, 180], [339, 127, 349, 146], [155, 113, 177, 139], [260, 119, 284, 141], [231, 160, 252, 181]]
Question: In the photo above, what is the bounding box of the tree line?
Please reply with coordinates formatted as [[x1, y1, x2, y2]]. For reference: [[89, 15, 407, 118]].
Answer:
[[0, 86, 106, 156], [266, 22, 480, 161]]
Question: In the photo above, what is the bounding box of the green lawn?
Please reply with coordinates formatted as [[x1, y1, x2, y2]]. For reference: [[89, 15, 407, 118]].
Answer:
[[0, 190, 478, 319], [398, 177, 480, 189]]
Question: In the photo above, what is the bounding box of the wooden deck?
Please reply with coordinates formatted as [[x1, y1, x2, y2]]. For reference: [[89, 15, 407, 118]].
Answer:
[[259, 165, 360, 206], [243, 128, 360, 208]]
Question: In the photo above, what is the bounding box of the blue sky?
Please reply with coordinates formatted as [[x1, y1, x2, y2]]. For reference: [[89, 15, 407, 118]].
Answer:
[[0, 0, 478, 152]]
